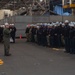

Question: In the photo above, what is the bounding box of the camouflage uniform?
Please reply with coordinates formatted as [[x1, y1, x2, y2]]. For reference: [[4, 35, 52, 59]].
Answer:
[[3, 28, 11, 56]]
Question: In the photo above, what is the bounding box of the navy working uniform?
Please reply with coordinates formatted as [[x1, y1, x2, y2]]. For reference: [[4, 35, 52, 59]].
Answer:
[[37, 26, 43, 45], [49, 26, 55, 47], [63, 20, 70, 53], [69, 25, 75, 54], [0, 26, 3, 42], [10, 24, 16, 43], [42, 26, 47, 46], [25, 21, 75, 55]]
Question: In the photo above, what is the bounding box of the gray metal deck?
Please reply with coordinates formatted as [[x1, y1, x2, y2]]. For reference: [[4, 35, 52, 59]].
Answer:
[[0, 39, 75, 75]]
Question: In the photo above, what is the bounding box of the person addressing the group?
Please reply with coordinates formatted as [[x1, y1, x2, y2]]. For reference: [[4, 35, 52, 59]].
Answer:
[[3, 23, 11, 56]]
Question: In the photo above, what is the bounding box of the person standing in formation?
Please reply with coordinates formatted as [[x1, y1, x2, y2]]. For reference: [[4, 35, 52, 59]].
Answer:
[[10, 24, 16, 43]]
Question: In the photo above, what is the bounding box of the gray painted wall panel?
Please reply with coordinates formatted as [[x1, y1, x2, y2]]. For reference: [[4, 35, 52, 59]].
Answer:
[[15, 16, 32, 23], [63, 16, 75, 22], [0, 15, 75, 37], [32, 16, 50, 23], [16, 29, 25, 37], [50, 16, 63, 22]]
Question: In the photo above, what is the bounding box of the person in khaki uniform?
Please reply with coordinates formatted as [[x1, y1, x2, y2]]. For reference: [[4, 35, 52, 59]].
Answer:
[[25, 25, 31, 42], [3, 23, 11, 56]]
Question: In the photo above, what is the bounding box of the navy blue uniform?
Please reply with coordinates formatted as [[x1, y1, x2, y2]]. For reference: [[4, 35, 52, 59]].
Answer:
[[10, 27, 16, 43], [0, 27, 3, 42], [42, 27, 47, 46], [69, 27, 75, 54], [55, 25, 63, 47], [49, 26, 55, 47], [31, 27, 36, 42], [37, 27, 42, 45], [25, 27, 30, 34], [63, 24, 70, 53]]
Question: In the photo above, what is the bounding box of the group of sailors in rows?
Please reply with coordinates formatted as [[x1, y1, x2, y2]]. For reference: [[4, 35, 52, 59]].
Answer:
[[25, 20, 75, 54]]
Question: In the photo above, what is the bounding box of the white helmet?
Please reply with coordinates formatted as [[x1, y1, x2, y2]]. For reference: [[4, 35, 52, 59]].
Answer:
[[11, 24, 14, 26], [5, 22, 9, 26], [65, 20, 69, 23], [56, 21, 59, 24], [69, 23, 74, 27]]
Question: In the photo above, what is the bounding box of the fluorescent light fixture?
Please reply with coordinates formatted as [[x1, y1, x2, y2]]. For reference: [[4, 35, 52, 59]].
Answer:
[[70, 0, 71, 4], [62, 0, 64, 6], [40, 0, 43, 2]]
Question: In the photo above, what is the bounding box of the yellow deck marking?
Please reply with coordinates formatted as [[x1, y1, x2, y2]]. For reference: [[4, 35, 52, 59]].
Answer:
[[52, 48, 60, 51], [0, 59, 4, 65]]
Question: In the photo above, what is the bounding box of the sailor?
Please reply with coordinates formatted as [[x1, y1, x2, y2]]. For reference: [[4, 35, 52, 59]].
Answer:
[[0, 25, 3, 42], [63, 20, 70, 53], [10, 24, 16, 43], [3, 23, 11, 56], [69, 23, 75, 54], [25, 25, 31, 42]]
